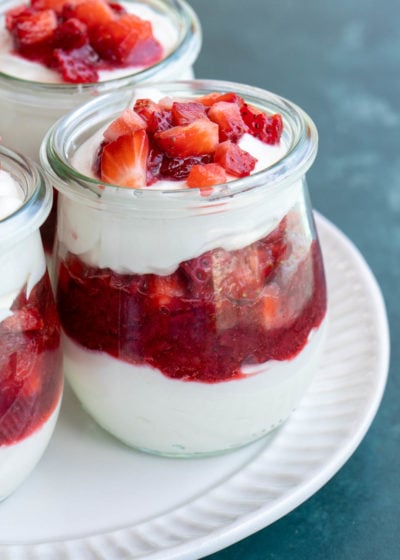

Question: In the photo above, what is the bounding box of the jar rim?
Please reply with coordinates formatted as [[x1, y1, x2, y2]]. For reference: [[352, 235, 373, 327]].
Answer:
[[0, 0, 201, 95], [0, 145, 52, 246], [41, 78, 318, 210]]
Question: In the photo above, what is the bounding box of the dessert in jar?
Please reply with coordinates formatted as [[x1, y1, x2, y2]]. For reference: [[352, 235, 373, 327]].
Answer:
[[0, 145, 63, 500], [41, 79, 327, 457], [0, 0, 201, 162]]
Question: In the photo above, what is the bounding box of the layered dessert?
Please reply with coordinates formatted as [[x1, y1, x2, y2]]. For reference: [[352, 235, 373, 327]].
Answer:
[[44, 84, 327, 455], [0, 155, 63, 499]]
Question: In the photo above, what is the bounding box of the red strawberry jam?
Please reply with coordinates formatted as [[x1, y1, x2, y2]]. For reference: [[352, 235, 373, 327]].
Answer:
[[5, 0, 163, 83], [56, 217, 326, 383], [0, 272, 63, 445]]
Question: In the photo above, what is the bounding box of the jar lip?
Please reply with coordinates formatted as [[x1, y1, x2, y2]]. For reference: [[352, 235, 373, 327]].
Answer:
[[41, 78, 318, 209], [0, 145, 52, 246], [0, 0, 201, 93]]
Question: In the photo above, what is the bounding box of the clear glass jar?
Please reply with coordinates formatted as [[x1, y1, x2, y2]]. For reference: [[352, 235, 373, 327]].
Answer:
[[0, 145, 63, 500], [0, 0, 201, 162], [41, 80, 327, 457]]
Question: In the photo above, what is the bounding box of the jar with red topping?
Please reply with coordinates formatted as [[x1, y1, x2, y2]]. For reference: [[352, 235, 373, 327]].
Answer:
[[0, 145, 63, 499], [41, 79, 327, 457]]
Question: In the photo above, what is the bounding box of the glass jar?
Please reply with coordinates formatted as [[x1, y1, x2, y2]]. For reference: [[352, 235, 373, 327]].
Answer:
[[0, 145, 63, 500], [41, 80, 327, 457], [0, 0, 201, 162]]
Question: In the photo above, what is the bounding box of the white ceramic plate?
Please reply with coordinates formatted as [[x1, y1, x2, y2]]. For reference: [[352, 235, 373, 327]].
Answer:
[[0, 213, 389, 560]]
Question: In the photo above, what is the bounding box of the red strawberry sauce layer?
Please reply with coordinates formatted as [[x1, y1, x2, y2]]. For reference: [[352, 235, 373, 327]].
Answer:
[[56, 218, 327, 383], [5, 0, 163, 83], [0, 273, 63, 446]]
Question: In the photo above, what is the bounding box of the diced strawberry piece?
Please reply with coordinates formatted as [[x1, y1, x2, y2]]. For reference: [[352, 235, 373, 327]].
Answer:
[[147, 109, 172, 134], [133, 98, 160, 122], [260, 283, 282, 328], [171, 101, 207, 125], [214, 140, 257, 177], [54, 17, 88, 51], [62, 0, 114, 30], [155, 119, 219, 158], [180, 252, 213, 297], [149, 274, 185, 308], [241, 104, 283, 144], [12, 9, 57, 50], [31, 0, 81, 13], [103, 109, 146, 142], [159, 154, 212, 181], [91, 14, 163, 66], [198, 92, 245, 107], [100, 130, 149, 188], [108, 2, 127, 15], [208, 101, 248, 142], [52, 44, 99, 83], [146, 146, 164, 185], [5, 6, 35, 32], [212, 246, 263, 302], [187, 163, 227, 189]]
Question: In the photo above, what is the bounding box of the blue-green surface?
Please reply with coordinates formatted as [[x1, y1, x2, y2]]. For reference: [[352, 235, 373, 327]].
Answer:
[[189, 0, 399, 557]]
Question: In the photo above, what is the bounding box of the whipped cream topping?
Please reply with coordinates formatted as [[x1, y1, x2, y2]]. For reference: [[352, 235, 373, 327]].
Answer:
[[0, 1, 179, 83]]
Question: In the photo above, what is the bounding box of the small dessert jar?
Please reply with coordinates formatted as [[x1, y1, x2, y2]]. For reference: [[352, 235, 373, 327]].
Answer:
[[0, 0, 201, 162], [0, 145, 63, 500], [41, 80, 327, 457]]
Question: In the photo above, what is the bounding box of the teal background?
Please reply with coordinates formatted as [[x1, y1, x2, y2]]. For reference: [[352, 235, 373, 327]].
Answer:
[[189, 0, 399, 558]]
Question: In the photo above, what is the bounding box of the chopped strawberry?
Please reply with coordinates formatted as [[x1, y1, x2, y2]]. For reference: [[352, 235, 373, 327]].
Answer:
[[103, 109, 146, 142], [171, 101, 207, 125], [208, 101, 248, 142], [54, 17, 88, 51], [134, 98, 160, 122], [214, 140, 257, 177], [212, 246, 263, 302], [187, 163, 227, 189], [260, 283, 282, 328], [148, 274, 185, 308], [180, 252, 213, 297], [5, 6, 35, 32], [108, 2, 127, 15], [52, 44, 99, 83], [241, 104, 283, 144], [91, 14, 162, 66], [155, 119, 219, 158], [31, 0, 78, 13], [146, 146, 164, 185], [198, 92, 245, 107], [160, 154, 212, 180], [147, 109, 173, 134], [100, 130, 149, 188], [2, 308, 44, 333], [12, 9, 57, 53], [62, 0, 115, 30]]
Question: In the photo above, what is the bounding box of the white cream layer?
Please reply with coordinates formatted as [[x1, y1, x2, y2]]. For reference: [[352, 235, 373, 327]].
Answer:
[[0, 2, 178, 83], [63, 317, 327, 455], [0, 396, 61, 501], [62, 93, 298, 275]]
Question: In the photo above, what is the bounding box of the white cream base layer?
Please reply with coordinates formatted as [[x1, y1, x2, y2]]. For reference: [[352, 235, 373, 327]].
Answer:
[[0, 231, 46, 322], [0, 2, 193, 161], [63, 317, 327, 456], [0, 394, 62, 501], [0, 168, 24, 220]]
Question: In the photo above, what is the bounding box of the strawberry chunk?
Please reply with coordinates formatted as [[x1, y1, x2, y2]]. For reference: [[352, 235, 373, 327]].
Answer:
[[5, 6, 35, 32], [214, 140, 257, 177], [12, 9, 57, 53], [155, 119, 219, 158], [103, 109, 146, 142], [171, 101, 207, 125], [198, 92, 245, 107], [52, 44, 99, 83], [100, 130, 149, 188], [212, 246, 263, 302], [91, 14, 163, 66], [159, 154, 212, 181], [241, 104, 283, 145], [54, 17, 88, 51], [62, 0, 115, 30], [134, 98, 160, 122], [148, 274, 185, 308], [208, 101, 248, 142], [31, 0, 78, 13], [187, 163, 227, 188]]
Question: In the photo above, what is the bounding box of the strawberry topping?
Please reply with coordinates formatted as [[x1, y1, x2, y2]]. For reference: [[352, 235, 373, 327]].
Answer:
[[94, 91, 283, 191], [5, 0, 164, 83], [100, 130, 149, 188]]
